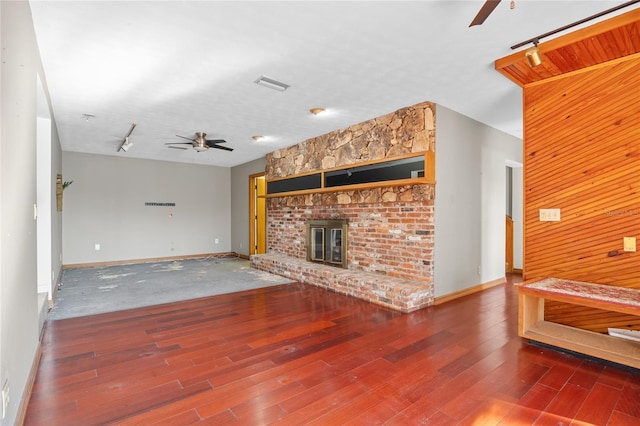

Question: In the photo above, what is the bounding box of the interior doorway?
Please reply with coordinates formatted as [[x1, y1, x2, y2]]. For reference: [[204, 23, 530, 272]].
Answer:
[[505, 166, 514, 273], [505, 162, 523, 274], [249, 173, 266, 255]]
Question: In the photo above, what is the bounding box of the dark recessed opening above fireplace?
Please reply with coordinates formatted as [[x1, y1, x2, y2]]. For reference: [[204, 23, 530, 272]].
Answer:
[[306, 219, 348, 268]]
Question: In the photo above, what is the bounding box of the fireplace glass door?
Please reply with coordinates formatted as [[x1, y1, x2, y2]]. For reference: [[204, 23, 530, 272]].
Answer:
[[310, 227, 325, 261], [306, 219, 348, 268], [329, 229, 342, 263]]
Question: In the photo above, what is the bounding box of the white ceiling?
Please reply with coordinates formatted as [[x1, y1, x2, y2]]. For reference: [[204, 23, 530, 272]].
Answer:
[[29, 1, 634, 168]]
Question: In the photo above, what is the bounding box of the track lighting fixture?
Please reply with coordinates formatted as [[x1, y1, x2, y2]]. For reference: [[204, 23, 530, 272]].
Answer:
[[511, 0, 639, 51], [525, 41, 543, 67], [118, 123, 137, 152], [119, 137, 133, 152], [310, 107, 326, 116]]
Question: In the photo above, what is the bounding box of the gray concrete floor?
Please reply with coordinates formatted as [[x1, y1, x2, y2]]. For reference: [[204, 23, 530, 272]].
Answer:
[[49, 256, 292, 320]]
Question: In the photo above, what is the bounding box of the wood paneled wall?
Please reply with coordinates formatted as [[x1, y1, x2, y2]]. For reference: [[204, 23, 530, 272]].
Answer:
[[523, 56, 640, 332]]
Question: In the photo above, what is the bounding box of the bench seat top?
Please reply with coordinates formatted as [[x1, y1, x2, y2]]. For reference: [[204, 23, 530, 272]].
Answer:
[[518, 278, 640, 310]]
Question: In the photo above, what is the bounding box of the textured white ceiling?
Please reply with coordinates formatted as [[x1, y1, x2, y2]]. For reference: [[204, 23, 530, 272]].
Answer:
[[29, 1, 633, 167]]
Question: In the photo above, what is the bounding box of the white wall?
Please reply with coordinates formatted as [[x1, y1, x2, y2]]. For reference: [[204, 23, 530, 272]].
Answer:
[[230, 157, 265, 257], [434, 105, 522, 297], [0, 2, 43, 423], [62, 152, 231, 265], [36, 102, 52, 297]]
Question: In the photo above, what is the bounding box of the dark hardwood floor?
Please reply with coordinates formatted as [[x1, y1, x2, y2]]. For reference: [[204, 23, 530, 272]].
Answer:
[[25, 275, 640, 425]]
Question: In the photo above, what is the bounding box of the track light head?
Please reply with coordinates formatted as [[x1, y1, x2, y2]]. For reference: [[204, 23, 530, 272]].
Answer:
[[525, 41, 543, 67], [119, 137, 133, 152]]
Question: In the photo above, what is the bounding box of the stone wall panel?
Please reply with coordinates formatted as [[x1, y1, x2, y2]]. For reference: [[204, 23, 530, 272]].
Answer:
[[266, 101, 435, 179]]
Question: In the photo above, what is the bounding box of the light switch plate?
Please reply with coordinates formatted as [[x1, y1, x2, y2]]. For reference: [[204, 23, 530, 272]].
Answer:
[[623, 237, 636, 252], [539, 208, 561, 222]]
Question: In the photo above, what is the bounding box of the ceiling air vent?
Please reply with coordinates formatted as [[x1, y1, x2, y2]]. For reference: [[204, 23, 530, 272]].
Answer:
[[254, 75, 290, 92]]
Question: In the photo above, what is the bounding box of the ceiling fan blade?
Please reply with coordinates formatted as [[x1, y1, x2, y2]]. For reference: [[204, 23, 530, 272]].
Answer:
[[176, 134, 194, 141], [469, 0, 501, 27], [211, 144, 233, 152], [205, 139, 227, 146], [165, 142, 193, 145], [168, 145, 189, 150]]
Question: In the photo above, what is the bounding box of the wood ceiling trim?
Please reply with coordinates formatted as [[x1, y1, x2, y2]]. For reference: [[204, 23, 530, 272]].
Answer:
[[524, 51, 640, 88], [495, 7, 640, 87]]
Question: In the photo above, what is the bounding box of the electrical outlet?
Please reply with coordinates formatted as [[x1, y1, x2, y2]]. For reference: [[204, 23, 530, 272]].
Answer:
[[215, 238, 219, 244], [94, 243, 100, 251], [2, 379, 9, 419], [539, 208, 561, 222]]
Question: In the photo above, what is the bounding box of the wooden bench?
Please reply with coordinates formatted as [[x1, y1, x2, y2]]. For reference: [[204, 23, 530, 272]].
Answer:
[[517, 278, 640, 369]]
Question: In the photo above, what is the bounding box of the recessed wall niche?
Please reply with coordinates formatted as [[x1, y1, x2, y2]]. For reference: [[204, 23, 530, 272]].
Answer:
[[267, 153, 432, 196]]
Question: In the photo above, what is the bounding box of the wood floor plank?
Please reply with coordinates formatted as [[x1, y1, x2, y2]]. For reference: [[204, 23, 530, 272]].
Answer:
[[575, 382, 623, 425], [24, 277, 640, 425]]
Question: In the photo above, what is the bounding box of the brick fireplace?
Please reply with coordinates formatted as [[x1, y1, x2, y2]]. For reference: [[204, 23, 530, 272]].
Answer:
[[251, 101, 436, 312]]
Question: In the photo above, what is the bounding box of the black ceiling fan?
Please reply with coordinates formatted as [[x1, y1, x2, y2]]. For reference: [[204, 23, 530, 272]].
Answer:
[[166, 132, 233, 152], [469, 0, 502, 27]]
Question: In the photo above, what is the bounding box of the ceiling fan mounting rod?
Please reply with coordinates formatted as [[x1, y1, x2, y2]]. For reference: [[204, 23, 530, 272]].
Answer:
[[510, 0, 640, 50]]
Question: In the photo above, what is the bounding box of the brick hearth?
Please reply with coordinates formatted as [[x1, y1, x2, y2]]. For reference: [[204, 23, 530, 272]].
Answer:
[[251, 253, 433, 313]]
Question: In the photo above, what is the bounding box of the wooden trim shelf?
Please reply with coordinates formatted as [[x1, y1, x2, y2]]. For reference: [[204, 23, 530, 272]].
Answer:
[[520, 320, 640, 369], [265, 177, 435, 198]]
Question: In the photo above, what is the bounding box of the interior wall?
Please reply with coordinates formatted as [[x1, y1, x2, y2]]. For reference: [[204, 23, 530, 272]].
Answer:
[[62, 152, 231, 265], [434, 105, 522, 297], [523, 56, 640, 332], [230, 157, 265, 257], [0, 2, 42, 424]]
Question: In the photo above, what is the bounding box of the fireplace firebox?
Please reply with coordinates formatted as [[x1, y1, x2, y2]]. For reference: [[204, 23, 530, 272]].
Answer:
[[306, 219, 348, 268]]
